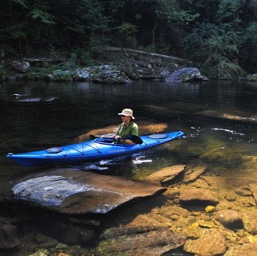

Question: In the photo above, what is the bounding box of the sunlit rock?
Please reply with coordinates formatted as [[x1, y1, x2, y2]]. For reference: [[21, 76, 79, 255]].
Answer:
[[96, 226, 187, 256], [183, 165, 207, 184], [214, 210, 243, 230], [179, 188, 219, 206], [235, 185, 252, 196], [166, 67, 208, 82], [250, 184, 257, 203], [196, 109, 257, 124], [242, 209, 257, 234], [184, 229, 227, 255], [145, 165, 186, 185], [224, 242, 257, 256], [205, 205, 215, 213], [12, 168, 166, 215]]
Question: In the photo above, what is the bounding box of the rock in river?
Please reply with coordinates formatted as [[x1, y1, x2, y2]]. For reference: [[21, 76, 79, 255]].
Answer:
[[96, 226, 187, 256], [11, 168, 166, 214]]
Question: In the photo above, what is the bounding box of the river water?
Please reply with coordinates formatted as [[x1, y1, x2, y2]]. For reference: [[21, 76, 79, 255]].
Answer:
[[1, 79, 257, 254]]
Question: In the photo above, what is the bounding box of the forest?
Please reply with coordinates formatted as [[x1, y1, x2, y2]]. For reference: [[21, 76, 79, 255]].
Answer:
[[1, 0, 257, 78]]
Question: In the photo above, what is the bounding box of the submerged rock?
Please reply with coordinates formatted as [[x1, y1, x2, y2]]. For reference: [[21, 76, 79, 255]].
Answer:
[[145, 165, 186, 185], [11, 168, 166, 214], [214, 210, 243, 230], [183, 165, 207, 184], [224, 242, 257, 256], [96, 226, 187, 256], [184, 229, 227, 255], [179, 188, 219, 206], [196, 109, 257, 124], [242, 209, 257, 234], [0, 217, 20, 249]]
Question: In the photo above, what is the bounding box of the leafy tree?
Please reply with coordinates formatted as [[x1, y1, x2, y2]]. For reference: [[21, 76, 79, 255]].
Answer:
[[217, 0, 243, 30], [1, 0, 257, 76], [0, 0, 28, 54], [239, 22, 257, 72], [182, 23, 243, 78]]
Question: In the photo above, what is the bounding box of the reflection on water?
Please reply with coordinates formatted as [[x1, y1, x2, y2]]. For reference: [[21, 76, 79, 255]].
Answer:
[[1, 79, 257, 254]]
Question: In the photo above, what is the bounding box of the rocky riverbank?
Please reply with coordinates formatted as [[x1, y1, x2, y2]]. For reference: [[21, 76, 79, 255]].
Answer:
[[1, 46, 208, 84]]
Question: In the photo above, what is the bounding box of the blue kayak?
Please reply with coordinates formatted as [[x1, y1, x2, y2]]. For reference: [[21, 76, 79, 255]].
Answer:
[[6, 131, 184, 167]]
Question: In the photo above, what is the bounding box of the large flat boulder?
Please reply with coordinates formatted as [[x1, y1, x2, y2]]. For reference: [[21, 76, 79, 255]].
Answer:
[[11, 168, 166, 215]]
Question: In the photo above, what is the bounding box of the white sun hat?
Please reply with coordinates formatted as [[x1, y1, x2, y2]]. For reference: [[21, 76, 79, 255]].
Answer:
[[118, 108, 135, 119]]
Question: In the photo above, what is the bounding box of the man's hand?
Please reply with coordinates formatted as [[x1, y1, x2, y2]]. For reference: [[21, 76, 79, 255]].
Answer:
[[114, 135, 121, 140]]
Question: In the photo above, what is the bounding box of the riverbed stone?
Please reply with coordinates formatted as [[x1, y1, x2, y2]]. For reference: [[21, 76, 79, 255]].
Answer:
[[214, 210, 243, 230], [167, 101, 208, 114], [224, 242, 257, 256], [12, 168, 166, 215], [249, 184, 257, 203], [241, 208, 257, 234], [235, 185, 252, 196], [0, 217, 20, 249], [141, 105, 182, 120], [183, 165, 207, 183], [196, 109, 257, 124], [145, 164, 186, 185], [34, 234, 58, 249], [179, 187, 219, 206], [184, 229, 227, 255], [96, 226, 187, 256]]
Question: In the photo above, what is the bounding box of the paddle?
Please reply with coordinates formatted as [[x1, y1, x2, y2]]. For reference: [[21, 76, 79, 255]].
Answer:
[[89, 134, 143, 144]]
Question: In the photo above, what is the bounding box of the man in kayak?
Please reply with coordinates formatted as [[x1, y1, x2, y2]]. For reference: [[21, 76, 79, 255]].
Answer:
[[114, 108, 139, 144]]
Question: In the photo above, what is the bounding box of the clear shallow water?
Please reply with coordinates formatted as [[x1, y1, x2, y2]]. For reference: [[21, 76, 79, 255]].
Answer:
[[2, 79, 257, 190], [1, 79, 257, 254]]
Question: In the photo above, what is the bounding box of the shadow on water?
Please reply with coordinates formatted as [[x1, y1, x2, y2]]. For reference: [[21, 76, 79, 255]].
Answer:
[[2, 80, 257, 255]]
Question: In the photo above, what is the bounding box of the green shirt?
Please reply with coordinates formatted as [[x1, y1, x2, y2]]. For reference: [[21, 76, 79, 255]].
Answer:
[[117, 121, 138, 138]]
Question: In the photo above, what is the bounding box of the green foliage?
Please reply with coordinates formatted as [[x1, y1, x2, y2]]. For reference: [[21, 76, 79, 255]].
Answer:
[[183, 23, 240, 55], [0, 64, 8, 82], [212, 55, 244, 79], [182, 22, 243, 78], [30, 9, 55, 24], [154, 0, 199, 23], [217, 0, 242, 21], [89, 34, 109, 58], [13, 0, 27, 8], [0, 0, 257, 76], [116, 22, 137, 34], [242, 22, 257, 43], [239, 21, 257, 71], [115, 22, 138, 47]]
